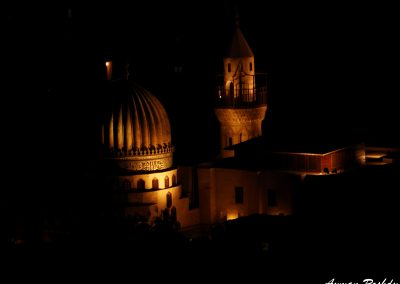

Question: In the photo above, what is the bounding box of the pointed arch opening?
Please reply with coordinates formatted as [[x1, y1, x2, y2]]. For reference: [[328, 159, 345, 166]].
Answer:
[[172, 174, 177, 186], [152, 178, 159, 190], [164, 175, 169, 188], [166, 192, 172, 208]]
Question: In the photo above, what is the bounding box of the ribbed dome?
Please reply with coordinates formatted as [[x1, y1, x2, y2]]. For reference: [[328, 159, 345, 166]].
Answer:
[[100, 80, 173, 171]]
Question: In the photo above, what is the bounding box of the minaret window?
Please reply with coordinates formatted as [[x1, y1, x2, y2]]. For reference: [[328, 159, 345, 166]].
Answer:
[[172, 174, 177, 186], [249, 62, 253, 71], [228, 63, 231, 73], [228, 137, 233, 146]]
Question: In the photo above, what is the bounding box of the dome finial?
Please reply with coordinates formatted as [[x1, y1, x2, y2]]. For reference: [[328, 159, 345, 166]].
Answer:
[[122, 63, 130, 80], [235, 2, 240, 28]]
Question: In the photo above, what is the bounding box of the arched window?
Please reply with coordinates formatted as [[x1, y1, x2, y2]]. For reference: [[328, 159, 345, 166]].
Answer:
[[164, 176, 169, 188], [166, 192, 172, 208], [137, 179, 145, 190], [228, 63, 231, 73], [172, 174, 177, 186], [152, 178, 159, 190], [249, 62, 253, 71]]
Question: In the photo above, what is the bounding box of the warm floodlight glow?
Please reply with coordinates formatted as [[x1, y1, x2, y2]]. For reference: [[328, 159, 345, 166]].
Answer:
[[365, 153, 386, 159], [227, 210, 238, 220]]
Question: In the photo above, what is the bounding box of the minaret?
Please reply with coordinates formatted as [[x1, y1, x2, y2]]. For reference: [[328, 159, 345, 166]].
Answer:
[[215, 16, 267, 158]]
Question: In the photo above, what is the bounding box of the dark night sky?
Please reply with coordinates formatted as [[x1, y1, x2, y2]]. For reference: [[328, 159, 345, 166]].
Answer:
[[2, 3, 399, 272], [4, 1, 399, 167]]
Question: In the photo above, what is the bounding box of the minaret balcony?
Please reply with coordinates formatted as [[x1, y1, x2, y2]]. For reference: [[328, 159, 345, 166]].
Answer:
[[215, 85, 267, 108]]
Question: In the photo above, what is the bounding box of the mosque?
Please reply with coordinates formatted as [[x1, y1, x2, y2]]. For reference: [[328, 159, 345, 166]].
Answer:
[[96, 21, 367, 232]]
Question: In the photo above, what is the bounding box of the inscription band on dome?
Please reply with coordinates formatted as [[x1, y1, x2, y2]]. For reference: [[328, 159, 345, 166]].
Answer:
[[109, 152, 173, 171], [128, 156, 172, 171]]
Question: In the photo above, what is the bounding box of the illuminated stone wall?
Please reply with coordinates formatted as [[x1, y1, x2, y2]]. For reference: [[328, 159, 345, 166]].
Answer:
[[197, 167, 297, 224], [110, 168, 200, 228], [125, 186, 199, 227], [213, 168, 259, 221], [125, 185, 199, 228], [257, 171, 298, 216]]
